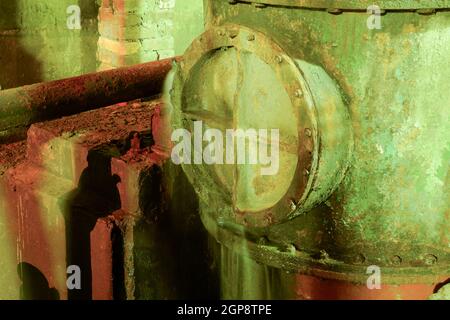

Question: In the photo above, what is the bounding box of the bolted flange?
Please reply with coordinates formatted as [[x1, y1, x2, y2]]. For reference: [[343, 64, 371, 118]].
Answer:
[[167, 24, 353, 228]]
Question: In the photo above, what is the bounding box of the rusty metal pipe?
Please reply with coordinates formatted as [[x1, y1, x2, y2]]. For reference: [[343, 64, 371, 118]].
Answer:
[[0, 57, 179, 143]]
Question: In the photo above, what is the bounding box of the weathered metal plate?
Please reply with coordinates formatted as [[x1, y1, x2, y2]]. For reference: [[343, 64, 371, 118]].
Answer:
[[176, 0, 450, 298], [183, 48, 300, 214], [171, 25, 316, 227], [233, 0, 450, 10], [169, 24, 352, 228]]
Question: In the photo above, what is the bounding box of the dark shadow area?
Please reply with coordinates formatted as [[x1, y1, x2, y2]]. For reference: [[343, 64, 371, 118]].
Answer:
[[59, 133, 218, 300], [62, 147, 121, 300], [165, 167, 220, 299], [434, 278, 450, 294], [17, 262, 59, 300], [133, 163, 220, 299], [133, 165, 179, 299], [0, 1, 42, 89], [112, 225, 126, 300], [79, 0, 100, 73]]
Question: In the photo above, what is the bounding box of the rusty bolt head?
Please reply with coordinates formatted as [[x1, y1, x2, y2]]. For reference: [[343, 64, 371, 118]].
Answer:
[[319, 250, 329, 260], [353, 253, 366, 264], [228, 30, 239, 39], [417, 8, 436, 15], [217, 217, 225, 227], [257, 236, 269, 245], [289, 200, 297, 212], [391, 255, 402, 265], [284, 244, 296, 255], [305, 128, 312, 137], [295, 89, 303, 97], [424, 254, 438, 265], [327, 8, 343, 15]]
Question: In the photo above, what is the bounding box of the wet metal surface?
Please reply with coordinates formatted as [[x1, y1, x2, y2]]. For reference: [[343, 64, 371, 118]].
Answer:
[[169, 0, 450, 297]]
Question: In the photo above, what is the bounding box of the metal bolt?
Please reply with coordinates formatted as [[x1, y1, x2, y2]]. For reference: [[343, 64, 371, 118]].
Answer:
[[305, 128, 312, 137], [217, 217, 225, 227], [353, 253, 366, 264], [228, 29, 239, 39], [391, 255, 402, 265], [285, 244, 296, 255], [424, 254, 438, 265], [327, 8, 343, 15], [417, 9, 436, 15], [289, 200, 297, 212], [258, 236, 269, 245], [319, 250, 329, 260]]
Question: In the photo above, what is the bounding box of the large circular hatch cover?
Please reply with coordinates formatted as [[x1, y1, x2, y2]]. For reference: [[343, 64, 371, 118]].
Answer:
[[168, 24, 352, 228]]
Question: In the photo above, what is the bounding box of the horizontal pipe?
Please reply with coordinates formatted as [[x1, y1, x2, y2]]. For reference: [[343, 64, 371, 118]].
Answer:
[[0, 57, 179, 143]]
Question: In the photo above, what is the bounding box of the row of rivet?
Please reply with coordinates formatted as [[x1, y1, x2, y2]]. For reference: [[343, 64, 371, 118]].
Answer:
[[276, 244, 440, 267], [227, 0, 439, 15]]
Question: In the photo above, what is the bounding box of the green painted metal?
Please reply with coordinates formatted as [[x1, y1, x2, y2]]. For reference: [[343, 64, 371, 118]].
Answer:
[[169, 0, 450, 289], [232, 0, 450, 10], [169, 24, 352, 227], [0, 0, 98, 89]]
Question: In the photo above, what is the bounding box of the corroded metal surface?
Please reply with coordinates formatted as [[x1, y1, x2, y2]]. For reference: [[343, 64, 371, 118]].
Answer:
[[170, 0, 450, 297], [0, 57, 178, 143], [169, 24, 352, 227], [232, 0, 450, 10]]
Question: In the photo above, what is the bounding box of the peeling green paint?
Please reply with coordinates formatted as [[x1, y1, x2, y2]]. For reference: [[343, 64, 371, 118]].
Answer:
[[169, 0, 450, 296]]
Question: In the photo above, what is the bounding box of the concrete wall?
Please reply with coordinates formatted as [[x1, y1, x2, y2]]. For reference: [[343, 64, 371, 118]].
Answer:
[[0, 0, 204, 87], [97, 0, 204, 70], [0, 0, 99, 89]]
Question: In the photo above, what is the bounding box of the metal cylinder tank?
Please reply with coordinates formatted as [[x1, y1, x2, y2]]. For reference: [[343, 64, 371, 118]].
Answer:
[[166, 0, 450, 299]]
